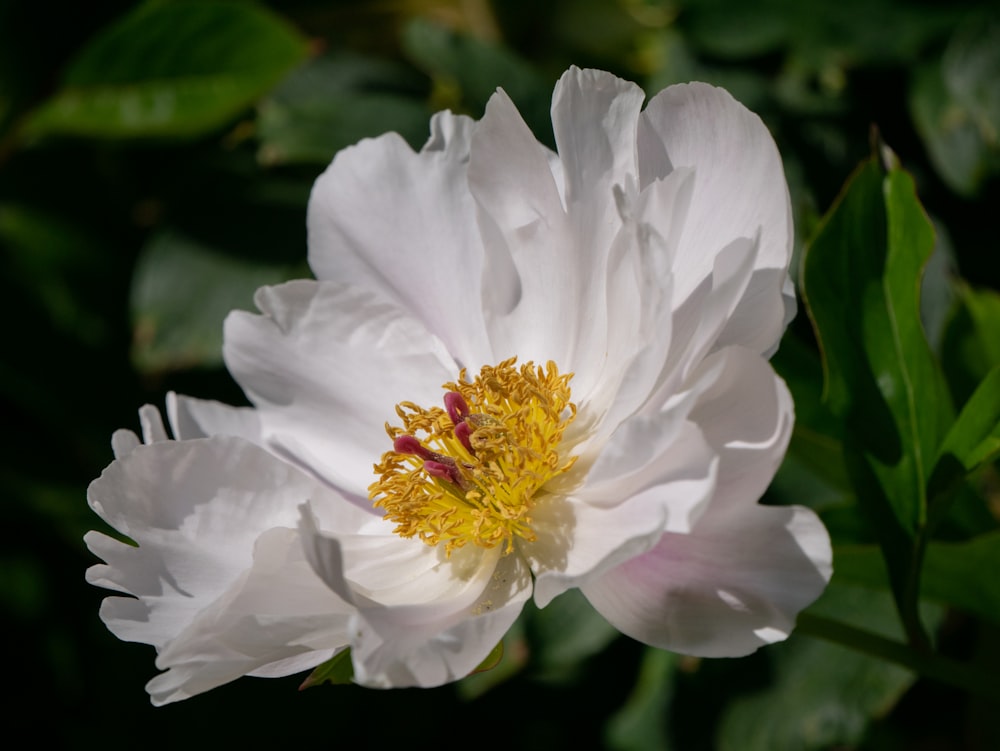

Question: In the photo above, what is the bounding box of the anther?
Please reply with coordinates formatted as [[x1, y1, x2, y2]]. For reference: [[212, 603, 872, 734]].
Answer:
[[370, 359, 577, 555]]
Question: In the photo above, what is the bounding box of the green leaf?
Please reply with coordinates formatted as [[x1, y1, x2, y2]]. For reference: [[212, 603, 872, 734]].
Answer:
[[717, 584, 940, 751], [130, 230, 296, 373], [402, 18, 552, 144], [770, 332, 851, 500], [928, 366, 1000, 504], [299, 649, 353, 689], [257, 54, 430, 166], [803, 159, 952, 533], [456, 621, 528, 700], [605, 648, 677, 751], [801, 158, 952, 642], [940, 284, 1000, 407], [835, 532, 1000, 626], [472, 641, 504, 674], [525, 588, 619, 682], [921, 533, 1000, 625], [910, 16, 1000, 196], [0, 203, 108, 346], [685, 0, 959, 70], [26, 0, 307, 139]]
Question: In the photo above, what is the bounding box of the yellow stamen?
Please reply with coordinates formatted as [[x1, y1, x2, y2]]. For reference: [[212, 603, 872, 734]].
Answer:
[[369, 358, 576, 556]]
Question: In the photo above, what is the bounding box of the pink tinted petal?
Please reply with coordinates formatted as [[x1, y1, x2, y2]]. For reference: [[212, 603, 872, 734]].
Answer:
[[531, 418, 718, 608], [527, 490, 665, 609], [582, 504, 831, 656]]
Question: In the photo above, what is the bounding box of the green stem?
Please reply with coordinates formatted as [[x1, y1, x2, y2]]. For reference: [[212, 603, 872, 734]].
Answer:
[[900, 534, 931, 652], [796, 612, 1000, 704]]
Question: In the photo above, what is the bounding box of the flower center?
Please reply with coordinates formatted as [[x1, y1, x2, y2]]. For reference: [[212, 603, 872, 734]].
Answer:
[[369, 358, 576, 556]]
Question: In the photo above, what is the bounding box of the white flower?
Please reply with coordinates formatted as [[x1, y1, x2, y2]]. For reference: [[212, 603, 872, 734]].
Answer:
[[86, 66, 832, 705]]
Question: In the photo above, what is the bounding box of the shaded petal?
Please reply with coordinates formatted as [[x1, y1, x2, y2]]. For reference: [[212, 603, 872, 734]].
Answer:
[[470, 76, 653, 402], [86, 436, 365, 653], [646, 232, 760, 409], [350, 551, 530, 688], [577, 414, 714, 512], [138, 403, 168, 444], [223, 280, 457, 499], [467, 87, 567, 364], [111, 429, 140, 460], [687, 346, 794, 512], [530, 418, 718, 608], [526, 490, 664, 609], [582, 503, 831, 656], [307, 111, 493, 368], [639, 82, 793, 353], [166, 392, 262, 443], [147, 527, 353, 705], [550, 67, 645, 257], [299, 507, 531, 687], [568, 168, 690, 447]]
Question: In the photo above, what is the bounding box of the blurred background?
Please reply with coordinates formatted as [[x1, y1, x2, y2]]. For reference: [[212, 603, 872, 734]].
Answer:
[[2, 0, 999, 748]]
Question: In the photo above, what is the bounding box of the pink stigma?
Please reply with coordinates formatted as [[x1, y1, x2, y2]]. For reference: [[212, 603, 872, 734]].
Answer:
[[424, 459, 461, 485], [454, 420, 474, 454], [394, 435, 432, 460], [444, 391, 469, 424]]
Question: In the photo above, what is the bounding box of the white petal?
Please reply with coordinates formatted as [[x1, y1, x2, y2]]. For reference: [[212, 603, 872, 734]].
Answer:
[[715, 268, 797, 357], [550, 67, 645, 255], [578, 413, 714, 511], [147, 527, 353, 705], [223, 279, 458, 499], [582, 503, 831, 656], [648, 232, 761, 407], [299, 507, 531, 687], [530, 416, 718, 607], [526, 490, 665, 609], [687, 346, 794, 511], [138, 403, 168, 444], [86, 436, 362, 653], [639, 82, 793, 353], [467, 88, 567, 363], [350, 552, 531, 688], [569, 168, 691, 444], [166, 391, 262, 442], [307, 111, 493, 368], [470, 77, 659, 405], [246, 651, 337, 679], [111, 429, 140, 459]]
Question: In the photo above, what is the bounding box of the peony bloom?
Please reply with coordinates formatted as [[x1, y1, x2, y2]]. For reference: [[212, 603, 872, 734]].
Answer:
[[86, 66, 832, 705]]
